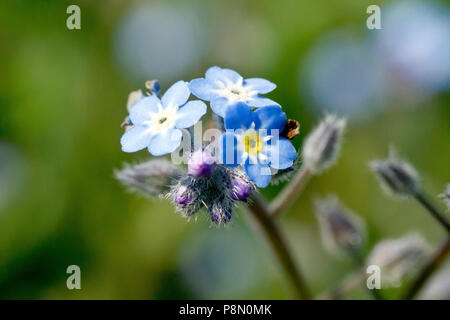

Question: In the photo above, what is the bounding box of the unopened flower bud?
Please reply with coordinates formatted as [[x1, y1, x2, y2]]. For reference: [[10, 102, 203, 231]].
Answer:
[[209, 198, 233, 224], [188, 149, 216, 178], [315, 195, 365, 257], [302, 115, 346, 174], [145, 79, 161, 95], [175, 185, 194, 205], [366, 233, 430, 287], [115, 159, 182, 197], [370, 150, 420, 197], [126, 89, 144, 112], [230, 179, 253, 201]]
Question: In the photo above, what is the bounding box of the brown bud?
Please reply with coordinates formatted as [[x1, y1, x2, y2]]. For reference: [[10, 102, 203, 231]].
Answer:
[[281, 119, 300, 140]]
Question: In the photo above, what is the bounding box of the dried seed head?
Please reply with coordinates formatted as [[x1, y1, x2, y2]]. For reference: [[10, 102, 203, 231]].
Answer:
[[302, 115, 346, 174], [370, 149, 420, 197], [314, 195, 365, 257], [115, 159, 182, 198], [366, 233, 430, 287], [187, 149, 217, 178], [439, 184, 450, 211]]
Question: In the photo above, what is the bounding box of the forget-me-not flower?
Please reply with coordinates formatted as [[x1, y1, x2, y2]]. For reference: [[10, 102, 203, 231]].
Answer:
[[189, 66, 279, 117], [121, 81, 206, 156], [219, 102, 297, 188]]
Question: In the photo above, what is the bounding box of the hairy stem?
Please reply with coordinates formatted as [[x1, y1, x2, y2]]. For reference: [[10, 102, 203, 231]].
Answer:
[[270, 166, 312, 218], [247, 193, 312, 299], [413, 191, 450, 233], [402, 236, 450, 300]]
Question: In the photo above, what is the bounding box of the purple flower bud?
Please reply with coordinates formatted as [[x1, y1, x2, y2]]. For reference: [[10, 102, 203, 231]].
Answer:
[[210, 208, 222, 224], [230, 179, 252, 201], [175, 186, 193, 205], [188, 149, 216, 178]]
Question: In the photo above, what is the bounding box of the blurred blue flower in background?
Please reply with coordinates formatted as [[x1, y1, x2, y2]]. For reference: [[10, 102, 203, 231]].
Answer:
[[376, 0, 450, 92], [121, 81, 206, 156], [113, 2, 208, 83], [219, 103, 296, 188], [300, 29, 389, 120], [190, 66, 278, 117]]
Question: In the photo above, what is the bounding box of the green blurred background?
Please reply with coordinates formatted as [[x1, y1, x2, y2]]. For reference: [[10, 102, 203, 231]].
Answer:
[[0, 0, 449, 299]]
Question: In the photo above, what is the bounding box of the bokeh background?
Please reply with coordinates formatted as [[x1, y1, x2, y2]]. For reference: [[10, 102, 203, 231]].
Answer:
[[0, 0, 449, 299]]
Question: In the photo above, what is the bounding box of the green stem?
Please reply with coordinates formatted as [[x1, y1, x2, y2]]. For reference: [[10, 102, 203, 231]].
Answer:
[[270, 166, 312, 218], [413, 191, 450, 233], [402, 236, 450, 300], [247, 193, 312, 299]]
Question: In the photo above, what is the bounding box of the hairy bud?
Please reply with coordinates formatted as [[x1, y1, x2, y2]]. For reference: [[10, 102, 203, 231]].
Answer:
[[175, 185, 195, 205], [188, 149, 217, 178], [302, 115, 346, 174], [115, 159, 182, 197], [230, 179, 253, 201], [209, 196, 233, 224], [366, 233, 430, 287], [168, 165, 254, 224], [314, 195, 365, 257], [370, 150, 420, 197]]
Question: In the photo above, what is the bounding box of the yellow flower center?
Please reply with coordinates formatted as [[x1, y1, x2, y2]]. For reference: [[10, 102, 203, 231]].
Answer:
[[244, 133, 262, 155]]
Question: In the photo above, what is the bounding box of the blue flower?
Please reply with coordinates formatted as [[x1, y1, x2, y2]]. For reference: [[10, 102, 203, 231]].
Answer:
[[189, 66, 279, 117], [121, 81, 206, 156], [219, 102, 297, 188]]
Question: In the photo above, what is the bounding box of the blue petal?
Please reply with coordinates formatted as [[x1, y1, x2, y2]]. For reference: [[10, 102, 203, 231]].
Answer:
[[161, 81, 190, 108], [253, 106, 287, 131], [244, 160, 272, 188], [244, 78, 276, 94], [224, 102, 253, 130], [205, 66, 242, 85], [219, 132, 243, 167], [120, 126, 153, 153], [129, 95, 160, 125], [269, 137, 297, 170], [147, 128, 182, 156], [221, 68, 243, 83], [210, 97, 230, 117], [175, 100, 207, 128], [247, 96, 280, 108], [188, 78, 220, 101]]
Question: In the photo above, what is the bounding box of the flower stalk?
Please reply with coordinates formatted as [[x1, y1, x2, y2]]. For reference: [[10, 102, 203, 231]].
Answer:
[[247, 193, 312, 299], [403, 236, 450, 299], [270, 165, 312, 217], [412, 191, 450, 232]]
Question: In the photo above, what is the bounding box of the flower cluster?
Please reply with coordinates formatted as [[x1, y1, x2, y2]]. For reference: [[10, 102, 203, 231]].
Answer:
[[169, 158, 255, 224], [118, 67, 298, 223]]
